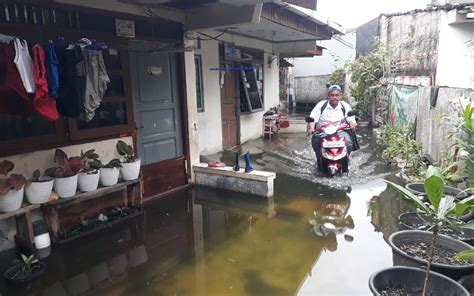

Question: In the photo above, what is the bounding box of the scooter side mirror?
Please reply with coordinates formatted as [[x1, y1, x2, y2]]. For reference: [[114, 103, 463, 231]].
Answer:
[[347, 110, 359, 117], [305, 116, 315, 123]]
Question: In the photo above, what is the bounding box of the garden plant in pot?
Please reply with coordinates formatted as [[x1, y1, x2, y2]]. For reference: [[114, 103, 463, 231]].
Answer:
[[77, 149, 102, 192], [4, 254, 46, 284], [99, 159, 122, 187], [377, 166, 474, 295], [46, 149, 82, 199], [117, 140, 141, 181], [0, 160, 26, 212], [25, 169, 54, 204]]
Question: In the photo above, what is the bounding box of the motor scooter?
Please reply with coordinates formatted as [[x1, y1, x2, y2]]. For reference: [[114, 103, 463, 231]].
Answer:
[[306, 110, 358, 177]]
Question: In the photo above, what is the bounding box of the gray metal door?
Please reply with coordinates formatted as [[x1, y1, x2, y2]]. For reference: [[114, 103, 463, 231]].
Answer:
[[130, 42, 183, 165]]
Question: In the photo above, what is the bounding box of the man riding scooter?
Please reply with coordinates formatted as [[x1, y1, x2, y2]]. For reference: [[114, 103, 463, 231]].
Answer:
[[306, 85, 358, 176]]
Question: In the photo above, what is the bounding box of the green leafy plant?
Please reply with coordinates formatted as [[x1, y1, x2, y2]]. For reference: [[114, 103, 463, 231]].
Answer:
[[116, 140, 137, 163], [80, 149, 102, 173], [102, 159, 122, 169], [345, 37, 389, 121], [385, 166, 474, 296], [11, 254, 40, 279], [0, 160, 26, 195], [45, 149, 82, 178], [379, 122, 426, 180]]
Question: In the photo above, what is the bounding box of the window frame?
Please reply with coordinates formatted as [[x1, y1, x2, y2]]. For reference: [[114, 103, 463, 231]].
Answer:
[[194, 55, 205, 112], [0, 25, 135, 157]]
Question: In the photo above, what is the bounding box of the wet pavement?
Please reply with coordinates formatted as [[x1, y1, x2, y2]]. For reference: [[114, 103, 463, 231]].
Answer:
[[0, 127, 411, 296]]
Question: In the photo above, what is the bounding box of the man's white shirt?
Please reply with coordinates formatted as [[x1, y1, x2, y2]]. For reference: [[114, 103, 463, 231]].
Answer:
[[309, 100, 355, 127]]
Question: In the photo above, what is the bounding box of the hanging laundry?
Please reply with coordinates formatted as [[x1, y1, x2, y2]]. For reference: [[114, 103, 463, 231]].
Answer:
[[0, 42, 34, 116], [32, 44, 59, 121], [54, 39, 84, 117], [13, 38, 35, 94], [42, 40, 59, 98], [82, 47, 110, 121], [0, 33, 14, 43]]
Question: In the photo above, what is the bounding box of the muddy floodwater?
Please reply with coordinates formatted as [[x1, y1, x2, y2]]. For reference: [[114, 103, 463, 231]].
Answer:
[[0, 128, 411, 295]]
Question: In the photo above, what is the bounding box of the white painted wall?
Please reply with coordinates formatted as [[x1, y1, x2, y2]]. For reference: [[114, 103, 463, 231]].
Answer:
[[193, 31, 279, 155], [195, 39, 223, 155], [0, 137, 133, 178], [436, 11, 474, 89], [293, 31, 356, 77]]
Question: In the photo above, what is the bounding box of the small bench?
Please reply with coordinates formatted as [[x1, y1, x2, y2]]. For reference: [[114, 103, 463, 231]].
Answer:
[[193, 163, 276, 197]]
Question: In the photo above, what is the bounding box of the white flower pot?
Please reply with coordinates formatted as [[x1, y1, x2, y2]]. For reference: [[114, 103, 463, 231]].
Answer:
[[120, 159, 141, 181], [34, 232, 51, 249], [54, 175, 78, 199], [100, 168, 119, 187], [25, 179, 54, 204], [78, 171, 100, 192], [0, 186, 24, 212]]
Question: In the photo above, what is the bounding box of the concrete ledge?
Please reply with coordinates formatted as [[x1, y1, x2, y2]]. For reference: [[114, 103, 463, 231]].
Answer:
[[193, 163, 276, 197]]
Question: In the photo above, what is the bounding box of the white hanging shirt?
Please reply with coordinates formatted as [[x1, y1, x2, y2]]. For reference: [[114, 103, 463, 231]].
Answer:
[[13, 38, 36, 94]]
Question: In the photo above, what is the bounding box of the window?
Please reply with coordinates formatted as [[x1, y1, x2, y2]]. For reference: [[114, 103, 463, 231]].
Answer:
[[67, 45, 134, 141], [0, 34, 133, 155], [195, 55, 204, 112], [239, 63, 264, 113]]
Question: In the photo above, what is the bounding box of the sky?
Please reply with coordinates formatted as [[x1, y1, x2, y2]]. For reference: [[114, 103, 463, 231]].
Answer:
[[315, 0, 429, 29]]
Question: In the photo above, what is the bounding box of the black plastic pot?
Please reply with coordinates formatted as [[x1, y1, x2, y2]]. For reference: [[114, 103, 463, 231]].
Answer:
[[405, 182, 469, 200], [369, 266, 469, 296], [458, 274, 474, 295], [388, 230, 474, 280], [4, 261, 46, 284], [398, 212, 474, 245]]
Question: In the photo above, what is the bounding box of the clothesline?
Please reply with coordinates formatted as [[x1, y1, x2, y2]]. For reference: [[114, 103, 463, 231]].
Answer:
[[0, 33, 111, 122], [209, 66, 256, 71]]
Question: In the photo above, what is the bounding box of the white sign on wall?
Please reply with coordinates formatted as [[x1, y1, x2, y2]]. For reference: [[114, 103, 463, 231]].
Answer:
[[115, 19, 135, 38]]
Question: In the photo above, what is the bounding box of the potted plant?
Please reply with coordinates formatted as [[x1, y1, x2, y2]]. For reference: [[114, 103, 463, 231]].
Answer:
[[4, 254, 46, 284], [77, 149, 102, 192], [99, 159, 122, 187], [378, 166, 474, 295], [117, 140, 141, 181], [0, 160, 26, 212], [369, 266, 469, 295], [46, 149, 82, 199], [25, 169, 54, 204]]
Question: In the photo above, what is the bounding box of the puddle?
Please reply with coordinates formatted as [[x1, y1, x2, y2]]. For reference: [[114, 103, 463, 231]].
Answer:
[[0, 128, 410, 296]]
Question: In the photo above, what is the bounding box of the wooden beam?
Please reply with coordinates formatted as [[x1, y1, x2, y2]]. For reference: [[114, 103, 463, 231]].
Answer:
[[261, 3, 331, 39], [285, 0, 317, 10]]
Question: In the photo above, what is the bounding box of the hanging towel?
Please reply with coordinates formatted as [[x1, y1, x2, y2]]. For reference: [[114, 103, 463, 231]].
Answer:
[[13, 38, 35, 94], [0, 33, 14, 43], [82, 48, 110, 121], [32, 44, 59, 121]]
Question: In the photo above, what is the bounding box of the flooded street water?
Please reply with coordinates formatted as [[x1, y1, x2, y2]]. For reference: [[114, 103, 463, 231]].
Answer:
[[0, 128, 411, 295]]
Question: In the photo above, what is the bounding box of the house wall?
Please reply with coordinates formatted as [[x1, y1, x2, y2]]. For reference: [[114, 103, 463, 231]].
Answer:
[[292, 31, 356, 77], [294, 75, 331, 103], [436, 11, 474, 89], [380, 11, 441, 78], [193, 31, 280, 155]]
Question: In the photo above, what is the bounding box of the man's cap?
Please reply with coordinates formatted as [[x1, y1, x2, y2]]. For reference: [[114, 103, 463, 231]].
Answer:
[[328, 85, 342, 94]]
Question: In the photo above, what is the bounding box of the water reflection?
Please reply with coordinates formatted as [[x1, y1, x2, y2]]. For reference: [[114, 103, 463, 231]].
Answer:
[[309, 195, 354, 252], [0, 176, 408, 296]]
